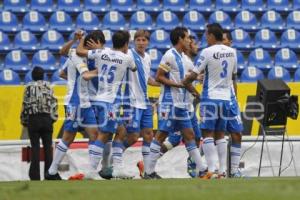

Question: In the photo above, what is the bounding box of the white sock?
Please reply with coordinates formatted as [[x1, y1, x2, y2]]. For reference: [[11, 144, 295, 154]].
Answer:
[[216, 138, 228, 174], [101, 140, 112, 169], [112, 141, 125, 169], [202, 137, 218, 173], [186, 141, 206, 173], [48, 140, 69, 175], [89, 140, 104, 170], [230, 143, 241, 174], [146, 139, 161, 174], [142, 141, 151, 173]]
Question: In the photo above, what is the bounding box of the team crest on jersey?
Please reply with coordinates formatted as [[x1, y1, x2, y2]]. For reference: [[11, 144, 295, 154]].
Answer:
[[132, 121, 138, 128], [166, 120, 172, 127], [108, 111, 115, 120], [160, 111, 169, 120]]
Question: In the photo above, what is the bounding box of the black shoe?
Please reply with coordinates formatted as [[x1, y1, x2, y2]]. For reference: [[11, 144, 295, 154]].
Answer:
[[98, 167, 113, 180], [44, 171, 62, 180], [144, 172, 162, 179]]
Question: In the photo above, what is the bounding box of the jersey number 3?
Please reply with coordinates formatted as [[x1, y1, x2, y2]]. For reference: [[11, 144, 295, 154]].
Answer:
[[220, 60, 228, 78]]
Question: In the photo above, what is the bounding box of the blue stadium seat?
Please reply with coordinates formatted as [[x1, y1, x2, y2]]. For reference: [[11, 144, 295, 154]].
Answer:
[[163, 0, 186, 12], [267, 0, 291, 12], [0, 11, 20, 33], [294, 68, 300, 82], [189, 0, 214, 14], [274, 48, 298, 71], [103, 29, 113, 48], [240, 66, 264, 82], [14, 30, 39, 52], [248, 48, 273, 71], [32, 50, 57, 72], [254, 29, 278, 49], [286, 11, 300, 30], [4, 50, 30, 73], [268, 66, 291, 81], [24, 69, 48, 84], [57, 0, 82, 14], [51, 70, 67, 85], [261, 10, 285, 31], [136, 0, 161, 13], [237, 50, 246, 71], [200, 34, 207, 48], [111, 0, 136, 12], [102, 11, 126, 31], [148, 48, 162, 67], [241, 0, 266, 12], [234, 10, 259, 31], [130, 11, 153, 30], [231, 29, 253, 50], [41, 30, 65, 51], [76, 11, 100, 31], [23, 11, 47, 33], [49, 11, 74, 33], [0, 31, 11, 53], [3, 0, 29, 14], [83, 0, 108, 13], [149, 29, 170, 50], [156, 11, 180, 31], [30, 0, 55, 14], [60, 56, 67, 67], [182, 11, 205, 32], [0, 69, 21, 85], [208, 11, 232, 30], [294, 0, 300, 10], [280, 29, 300, 50], [215, 0, 240, 13]]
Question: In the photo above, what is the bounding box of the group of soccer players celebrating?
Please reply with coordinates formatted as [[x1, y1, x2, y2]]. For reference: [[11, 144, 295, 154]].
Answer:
[[44, 22, 244, 181]]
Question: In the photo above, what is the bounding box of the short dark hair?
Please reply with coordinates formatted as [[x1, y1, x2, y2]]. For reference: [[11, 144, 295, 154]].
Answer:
[[207, 23, 223, 41], [223, 30, 232, 41], [112, 30, 130, 49], [170, 27, 189, 46], [84, 30, 106, 46], [32, 66, 44, 81]]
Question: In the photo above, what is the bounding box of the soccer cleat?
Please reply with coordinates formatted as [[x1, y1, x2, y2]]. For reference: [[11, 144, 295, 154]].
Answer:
[[136, 161, 144, 178], [230, 170, 244, 178], [143, 172, 162, 179], [98, 167, 113, 180], [44, 171, 62, 180], [112, 167, 134, 179], [68, 173, 84, 180], [217, 172, 227, 179], [187, 156, 197, 178], [199, 172, 218, 180]]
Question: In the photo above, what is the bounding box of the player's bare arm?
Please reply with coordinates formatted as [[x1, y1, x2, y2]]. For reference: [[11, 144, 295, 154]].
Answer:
[[155, 67, 184, 88], [60, 30, 83, 56], [182, 71, 200, 98]]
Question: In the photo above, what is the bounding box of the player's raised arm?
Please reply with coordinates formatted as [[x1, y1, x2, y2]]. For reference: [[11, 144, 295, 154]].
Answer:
[[60, 30, 83, 56], [76, 37, 89, 57]]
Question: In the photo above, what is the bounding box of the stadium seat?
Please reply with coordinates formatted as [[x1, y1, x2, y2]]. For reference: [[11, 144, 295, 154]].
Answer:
[[102, 11, 126, 31], [200, 34, 207, 48], [30, 0, 55, 14], [130, 11, 153, 30], [83, 0, 109, 13], [51, 70, 67, 85], [156, 11, 180, 31], [268, 66, 291, 82], [23, 11, 47, 33], [294, 0, 300, 10], [286, 11, 300, 30], [148, 49, 162, 67], [240, 66, 264, 82], [76, 11, 100, 31], [294, 68, 300, 82], [32, 50, 57, 72], [237, 50, 246, 71], [0, 31, 11, 53], [0, 11, 20, 33], [24, 69, 48, 84], [215, 0, 240, 13], [149, 29, 170, 50], [189, 0, 214, 14], [241, 0, 266, 12], [3, 0, 28, 14], [280, 29, 300, 50], [254, 29, 278, 49], [49, 11, 74, 33], [103, 29, 113, 48], [111, 0, 136, 12], [234, 10, 259, 31], [14, 30, 39, 52], [136, 0, 161, 13], [274, 48, 298, 71], [182, 11, 205, 32], [0, 69, 21, 85], [261, 10, 285, 31], [4, 50, 30, 73], [248, 48, 273, 71], [267, 0, 291, 12], [163, 0, 186, 12], [231, 29, 253, 50], [57, 0, 82, 14], [40, 30, 65, 51], [208, 11, 232, 30]]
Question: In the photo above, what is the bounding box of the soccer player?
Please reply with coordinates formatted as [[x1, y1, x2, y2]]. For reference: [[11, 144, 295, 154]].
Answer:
[[144, 27, 205, 179], [76, 30, 137, 179], [45, 31, 105, 180], [222, 30, 244, 178], [183, 23, 238, 179]]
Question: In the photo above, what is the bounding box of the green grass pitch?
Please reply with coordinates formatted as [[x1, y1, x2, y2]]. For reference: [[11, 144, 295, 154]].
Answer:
[[1, 178, 300, 200]]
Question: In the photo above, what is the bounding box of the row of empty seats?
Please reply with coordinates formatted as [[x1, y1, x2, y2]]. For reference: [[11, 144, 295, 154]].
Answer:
[[2, 0, 300, 14]]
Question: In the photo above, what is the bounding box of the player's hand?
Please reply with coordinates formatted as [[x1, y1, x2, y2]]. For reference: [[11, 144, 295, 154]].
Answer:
[[73, 30, 84, 42], [87, 39, 102, 49]]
